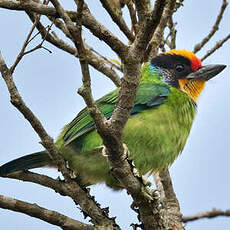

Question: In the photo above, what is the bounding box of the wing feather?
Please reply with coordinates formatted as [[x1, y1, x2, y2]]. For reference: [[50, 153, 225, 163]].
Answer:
[[63, 83, 170, 145]]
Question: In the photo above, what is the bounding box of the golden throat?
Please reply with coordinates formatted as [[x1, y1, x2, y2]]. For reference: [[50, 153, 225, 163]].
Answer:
[[178, 79, 205, 102]]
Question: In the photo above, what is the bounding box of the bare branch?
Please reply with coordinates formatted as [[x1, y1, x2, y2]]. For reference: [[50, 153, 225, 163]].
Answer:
[[144, 0, 176, 60], [48, 15, 122, 73], [99, 0, 135, 41], [183, 209, 230, 223], [0, 0, 128, 59], [50, 0, 107, 131], [0, 52, 71, 180], [1, 170, 75, 196], [112, 0, 167, 135], [77, 1, 128, 59], [89, 46, 122, 72], [10, 16, 39, 73], [201, 33, 230, 61], [126, 1, 138, 34], [0, 52, 120, 229], [154, 169, 184, 230], [2, 169, 117, 228], [49, 1, 168, 229], [0, 194, 93, 230], [132, 0, 167, 60], [26, 12, 121, 86], [85, 2, 170, 229], [10, 0, 51, 73], [166, 16, 177, 49], [133, 0, 151, 23], [193, 0, 228, 53]]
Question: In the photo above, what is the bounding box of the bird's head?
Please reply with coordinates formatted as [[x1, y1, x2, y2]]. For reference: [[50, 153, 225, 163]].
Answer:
[[143, 49, 226, 102]]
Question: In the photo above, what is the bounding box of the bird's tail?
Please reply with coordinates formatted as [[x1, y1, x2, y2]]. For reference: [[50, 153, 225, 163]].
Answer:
[[0, 151, 54, 176]]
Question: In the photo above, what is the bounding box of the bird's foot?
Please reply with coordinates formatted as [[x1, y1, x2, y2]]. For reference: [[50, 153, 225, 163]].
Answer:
[[101, 143, 130, 159], [101, 145, 108, 157], [65, 160, 77, 179], [141, 176, 152, 187]]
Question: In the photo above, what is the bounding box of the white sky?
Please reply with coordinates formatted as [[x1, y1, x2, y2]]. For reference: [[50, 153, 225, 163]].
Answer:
[[0, 1, 230, 229]]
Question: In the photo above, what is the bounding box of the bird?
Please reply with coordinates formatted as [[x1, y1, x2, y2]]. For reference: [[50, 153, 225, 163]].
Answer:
[[0, 50, 226, 189]]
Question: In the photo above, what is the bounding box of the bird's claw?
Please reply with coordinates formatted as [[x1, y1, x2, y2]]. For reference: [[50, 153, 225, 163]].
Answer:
[[101, 146, 108, 157]]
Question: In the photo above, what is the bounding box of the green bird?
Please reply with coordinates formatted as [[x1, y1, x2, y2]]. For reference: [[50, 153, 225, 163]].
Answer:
[[0, 50, 226, 189]]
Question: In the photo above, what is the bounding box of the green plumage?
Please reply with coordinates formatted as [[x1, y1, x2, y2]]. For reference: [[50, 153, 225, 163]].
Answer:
[[0, 62, 196, 189], [54, 63, 196, 188]]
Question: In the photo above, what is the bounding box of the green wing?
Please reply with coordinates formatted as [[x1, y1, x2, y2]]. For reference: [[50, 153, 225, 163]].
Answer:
[[63, 82, 170, 145]]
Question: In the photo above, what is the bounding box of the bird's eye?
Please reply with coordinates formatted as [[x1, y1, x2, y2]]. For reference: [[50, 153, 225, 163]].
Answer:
[[175, 64, 184, 72]]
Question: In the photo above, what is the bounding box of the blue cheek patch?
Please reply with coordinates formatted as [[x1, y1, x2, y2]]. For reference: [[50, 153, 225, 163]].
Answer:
[[149, 63, 164, 80]]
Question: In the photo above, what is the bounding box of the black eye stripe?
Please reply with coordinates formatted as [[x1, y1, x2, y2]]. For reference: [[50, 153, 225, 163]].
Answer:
[[150, 54, 194, 89]]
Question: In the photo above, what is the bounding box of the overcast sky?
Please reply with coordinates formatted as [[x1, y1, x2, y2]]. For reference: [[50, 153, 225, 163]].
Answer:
[[0, 1, 230, 229]]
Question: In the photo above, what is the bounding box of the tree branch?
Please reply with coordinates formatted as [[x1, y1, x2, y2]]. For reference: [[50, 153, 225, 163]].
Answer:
[[201, 33, 230, 61], [193, 0, 228, 53], [144, 0, 176, 60], [76, 1, 128, 59], [133, 0, 151, 23], [10, 15, 39, 73], [0, 52, 120, 229], [0, 52, 70, 180], [132, 0, 167, 60], [0, 0, 128, 59], [48, 15, 122, 72], [0, 194, 93, 230], [26, 12, 121, 86], [154, 169, 184, 230], [49, 12, 122, 73], [166, 16, 177, 49], [126, 1, 138, 34], [9, 0, 51, 73], [50, 1, 167, 229], [183, 209, 230, 223], [99, 0, 135, 41], [112, 0, 167, 135]]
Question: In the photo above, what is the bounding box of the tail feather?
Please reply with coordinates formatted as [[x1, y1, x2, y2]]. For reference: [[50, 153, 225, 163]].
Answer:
[[0, 151, 53, 176]]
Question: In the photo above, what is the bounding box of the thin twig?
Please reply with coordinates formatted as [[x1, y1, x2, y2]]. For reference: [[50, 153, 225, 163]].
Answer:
[[183, 209, 230, 223], [0, 0, 128, 60], [193, 0, 228, 53], [10, 16, 39, 73], [89, 46, 122, 72], [10, 0, 51, 73], [27, 12, 121, 86], [22, 24, 53, 54], [48, 15, 122, 73], [0, 194, 93, 230], [76, 1, 128, 60], [201, 33, 230, 61], [28, 25, 50, 43], [99, 0, 135, 41]]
